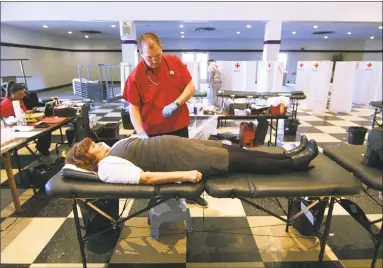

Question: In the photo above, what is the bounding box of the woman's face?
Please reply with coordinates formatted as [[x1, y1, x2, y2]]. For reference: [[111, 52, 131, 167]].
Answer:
[[88, 142, 110, 161]]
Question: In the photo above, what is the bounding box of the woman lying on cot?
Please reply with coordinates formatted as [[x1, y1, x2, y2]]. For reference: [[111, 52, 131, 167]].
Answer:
[[65, 135, 318, 185]]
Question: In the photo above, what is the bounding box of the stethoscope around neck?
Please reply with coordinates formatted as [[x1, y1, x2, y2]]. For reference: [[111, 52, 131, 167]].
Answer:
[[145, 57, 175, 86]]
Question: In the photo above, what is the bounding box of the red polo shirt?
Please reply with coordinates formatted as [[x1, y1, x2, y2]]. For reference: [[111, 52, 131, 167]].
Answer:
[[0, 98, 27, 118], [123, 54, 191, 135]]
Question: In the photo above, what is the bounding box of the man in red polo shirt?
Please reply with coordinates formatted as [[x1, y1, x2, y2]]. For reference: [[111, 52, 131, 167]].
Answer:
[[123, 32, 194, 138], [122, 32, 208, 208]]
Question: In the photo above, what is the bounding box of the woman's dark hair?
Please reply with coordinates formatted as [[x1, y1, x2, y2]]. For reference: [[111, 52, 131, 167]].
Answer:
[[65, 138, 99, 172], [7, 81, 26, 95]]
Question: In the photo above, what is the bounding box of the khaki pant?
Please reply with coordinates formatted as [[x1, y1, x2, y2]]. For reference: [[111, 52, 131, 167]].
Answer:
[[209, 82, 222, 107]]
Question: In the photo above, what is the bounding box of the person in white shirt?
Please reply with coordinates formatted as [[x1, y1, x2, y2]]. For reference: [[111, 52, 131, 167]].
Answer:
[[207, 59, 222, 107], [64, 135, 318, 185]]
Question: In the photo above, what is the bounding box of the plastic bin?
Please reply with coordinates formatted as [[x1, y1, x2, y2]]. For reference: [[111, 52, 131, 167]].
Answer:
[[347, 127, 367, 145]]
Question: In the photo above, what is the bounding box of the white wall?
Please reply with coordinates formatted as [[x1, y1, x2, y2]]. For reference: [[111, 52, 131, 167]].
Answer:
[[2, 2, 382, 22], [1, 24, 123, 90], [1, 23, 381, 90], [363, 39, 383, 61]]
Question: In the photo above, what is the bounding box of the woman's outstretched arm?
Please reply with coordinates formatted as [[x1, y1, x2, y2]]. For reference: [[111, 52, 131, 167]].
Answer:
[[140, 170, 202, 184]]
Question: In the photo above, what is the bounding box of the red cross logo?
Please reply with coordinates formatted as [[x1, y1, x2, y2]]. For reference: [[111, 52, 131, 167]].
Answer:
[[235, 63, 240, 68], [367, 63, 372, 68], [268, 63, 271, 68], [314, 63, 319, 68], [300, 63, 304, 67]]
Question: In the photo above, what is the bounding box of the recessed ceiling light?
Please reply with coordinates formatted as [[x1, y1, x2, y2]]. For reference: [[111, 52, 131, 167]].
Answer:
[[313, 25, 318, 29], [85, 35, 89, 38], [292, 31, 296, 34], [236, 31, 240, 34], [180, 31, 184, 34], [246, 25, 251, 28], [181, 35, 185, 38], [43, 25, 48, 28], [370, 36, 375, 39], [111, 25, 116, 28], [68, 31, 72, 34], [379, 26, 382, 29], [347, 32, 351, 35], [324, 36, 328, 39], [179, 25, 184, 28]]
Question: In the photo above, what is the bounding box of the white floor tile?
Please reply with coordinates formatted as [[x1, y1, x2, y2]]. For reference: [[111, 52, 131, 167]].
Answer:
[[188, 194, 246, 217], [298, 116, 324, 121], [91, 109, 115, 114], [1, 217, 66, 264], [103, 112, 122, 117], [299, 133, 341, 143], [298, 121, 313, 127]]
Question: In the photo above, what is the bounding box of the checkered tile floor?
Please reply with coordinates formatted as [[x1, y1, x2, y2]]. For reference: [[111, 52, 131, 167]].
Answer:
[[1, 103, 382, 268]]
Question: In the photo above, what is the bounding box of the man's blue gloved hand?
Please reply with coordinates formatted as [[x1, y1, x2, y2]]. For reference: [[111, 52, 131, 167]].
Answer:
[[162, 102, 179, 118], [138, 132, 149, 139]]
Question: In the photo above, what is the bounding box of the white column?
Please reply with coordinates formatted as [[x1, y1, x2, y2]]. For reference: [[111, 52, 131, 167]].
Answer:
[[262, 21, 282, 61], [120, 20, 138, 95]]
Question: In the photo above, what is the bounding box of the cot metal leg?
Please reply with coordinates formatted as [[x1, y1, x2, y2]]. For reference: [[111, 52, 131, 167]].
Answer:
[[72, 197, 88, 268], [318, 196, 335, 262], [285, 198, 293, 232], [371, 222, 383, 268]]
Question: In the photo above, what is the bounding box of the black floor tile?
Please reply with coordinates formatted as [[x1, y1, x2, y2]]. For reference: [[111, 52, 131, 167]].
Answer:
[[128, 199, 150, 217], [349, 121, 373, 127], [187, 217, 262, 263], [317, 142, 342, 150], [34, 218, 120, 263], [242, 197, 289, 217], [343, 188, 383, 215], [1, 188, 28, 211], [315, 116, 344, 121], [0, 154, 39, 170], [108, 264, 186, 268], [298, 127, 324, 133], [98, 117, 122, 122], [9, 192, 73, 217], [263, 261, 343, 268], [89, 112, 111, 116], [328, 133, 349, 142], [325, 215, 382, 260], [303, 121, 336, 127]]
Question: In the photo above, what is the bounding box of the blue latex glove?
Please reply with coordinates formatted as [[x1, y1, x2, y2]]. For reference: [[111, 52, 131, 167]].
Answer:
[[162, 103, 179, 118], [138, 132, 149, 139]]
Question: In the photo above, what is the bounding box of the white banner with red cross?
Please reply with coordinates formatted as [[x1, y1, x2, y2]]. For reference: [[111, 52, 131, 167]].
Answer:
[[216, 61, 257, 92], [184, 61, 200, 91], [330, 61, 359, 113], [257, 61, 283, 93], [352, 61, 382, 105]]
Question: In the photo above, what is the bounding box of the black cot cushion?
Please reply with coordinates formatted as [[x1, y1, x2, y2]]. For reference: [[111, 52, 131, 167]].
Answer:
[[205, 153, 361, 198], [323, 143, 382, 191], [45, 171, 204, 200], [370, 101, 383, 109]]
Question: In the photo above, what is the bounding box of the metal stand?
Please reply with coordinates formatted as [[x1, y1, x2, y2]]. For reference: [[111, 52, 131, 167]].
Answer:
[[71, 196, 170, 268], [240, 196, 334, 263]]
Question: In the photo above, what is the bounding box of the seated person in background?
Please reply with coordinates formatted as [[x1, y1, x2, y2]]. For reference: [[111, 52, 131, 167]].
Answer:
[[65, 135, 318, 184], [0, 81, 52, 157]]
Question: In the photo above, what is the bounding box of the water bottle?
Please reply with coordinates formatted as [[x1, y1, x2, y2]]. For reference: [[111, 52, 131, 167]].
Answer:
[[19, 111, 27, 126]]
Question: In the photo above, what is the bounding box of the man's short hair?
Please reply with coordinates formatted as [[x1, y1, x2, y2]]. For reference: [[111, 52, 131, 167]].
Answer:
[[208, 59, 215, 63], [137, 32, 161, 52]]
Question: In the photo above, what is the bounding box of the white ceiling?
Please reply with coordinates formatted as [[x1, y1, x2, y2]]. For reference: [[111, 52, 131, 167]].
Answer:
[[2, 20, 382, 41]]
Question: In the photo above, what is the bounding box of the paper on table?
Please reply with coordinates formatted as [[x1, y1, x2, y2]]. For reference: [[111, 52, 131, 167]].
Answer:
[[13, 131, 40, 138], [13, 126, 34, 132]]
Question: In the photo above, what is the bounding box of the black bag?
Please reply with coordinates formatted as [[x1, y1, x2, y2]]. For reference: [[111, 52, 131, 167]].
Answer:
[[121, 108, 134, 129], [290, 197, 328, 236], [26, 157, 65, 191], [363, 127, 383, 168], [23, 91, 45, 110]]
